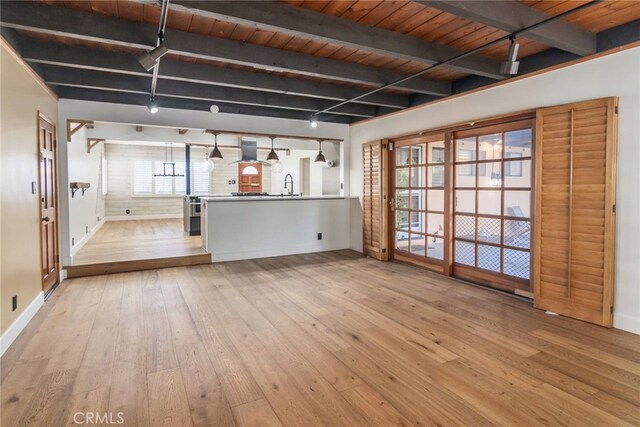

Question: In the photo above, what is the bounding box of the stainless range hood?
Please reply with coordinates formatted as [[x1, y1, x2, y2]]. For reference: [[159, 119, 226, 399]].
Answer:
[[230, 138, 272, 165]]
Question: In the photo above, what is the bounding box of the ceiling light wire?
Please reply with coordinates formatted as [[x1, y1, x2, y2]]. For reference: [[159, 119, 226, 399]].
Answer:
[[311, 0, 602, 117], [148, 0, 170, 107]]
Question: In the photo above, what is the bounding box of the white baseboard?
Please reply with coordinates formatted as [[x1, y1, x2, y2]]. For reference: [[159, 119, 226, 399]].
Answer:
[[70, 218, 105, 258], [614, 312, 640, 335], [0, 291, 44, 357], [106, 213, 182, 221]]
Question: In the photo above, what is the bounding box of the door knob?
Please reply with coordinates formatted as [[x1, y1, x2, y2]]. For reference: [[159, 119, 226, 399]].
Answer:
[[42, 216, 50, 222]]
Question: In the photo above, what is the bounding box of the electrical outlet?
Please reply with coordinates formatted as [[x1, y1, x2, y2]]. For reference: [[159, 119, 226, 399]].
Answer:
[[12, 295, 17, 311], [86, 226, 89, 233], [317, 233, 322, 240], [72, 237, 75, 245], [126, 209, 130, 214]]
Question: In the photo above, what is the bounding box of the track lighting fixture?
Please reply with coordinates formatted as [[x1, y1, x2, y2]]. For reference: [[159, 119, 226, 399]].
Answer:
[[147, 97, 159, 114], [208, 132, 223, 160], [500, 35, 520, 76], [310, 118, 318, 128], [314, 139, 326, 163], [266, 136, 279, 162], [137, 44, 169, 71]]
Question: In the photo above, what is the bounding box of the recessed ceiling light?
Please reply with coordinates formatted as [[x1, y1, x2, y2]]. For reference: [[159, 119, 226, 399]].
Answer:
[[310, 119, 318, 128], [210, 104, 220, 114]]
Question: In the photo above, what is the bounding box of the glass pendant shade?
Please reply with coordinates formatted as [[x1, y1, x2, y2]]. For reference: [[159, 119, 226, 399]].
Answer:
[[273, 161, 283, 173]]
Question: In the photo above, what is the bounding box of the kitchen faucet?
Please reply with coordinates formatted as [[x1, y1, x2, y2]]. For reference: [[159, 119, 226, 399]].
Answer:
[[284, 173, 294, 195]]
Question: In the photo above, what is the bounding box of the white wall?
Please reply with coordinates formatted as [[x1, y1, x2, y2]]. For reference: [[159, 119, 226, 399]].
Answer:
[[349, 47, 640, 334], [67, 125, 105, 259], [0, 42, 57, 338], [203, 198, 353, 262], [269, 149, 323, 196], [104, 143, 186, 217]]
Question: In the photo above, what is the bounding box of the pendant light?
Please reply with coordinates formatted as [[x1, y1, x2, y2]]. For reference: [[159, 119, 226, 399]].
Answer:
[[314, 139, 326, 163], [266, 136, 279, 162], [154, 143, 184, 177], [208, 132, 223, 160]]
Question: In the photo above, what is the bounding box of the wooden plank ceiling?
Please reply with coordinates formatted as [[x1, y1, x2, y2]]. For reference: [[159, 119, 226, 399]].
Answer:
[[1, 0, 638, 123]]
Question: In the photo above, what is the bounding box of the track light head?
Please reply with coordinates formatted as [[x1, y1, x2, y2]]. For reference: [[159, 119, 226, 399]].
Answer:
[[137, 44, 169, 71], [500, 36, 520, 76], [147, 97, 159, 114]]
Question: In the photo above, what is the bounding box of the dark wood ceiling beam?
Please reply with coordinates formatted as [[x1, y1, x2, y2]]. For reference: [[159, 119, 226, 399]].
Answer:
[[40, 65, 377, 118], [14, 35, 409, 109], [417, 1, 596, 56], [0, 1, 452, 96], [155, 0, 505, 80], [54, 86, 354, 124]]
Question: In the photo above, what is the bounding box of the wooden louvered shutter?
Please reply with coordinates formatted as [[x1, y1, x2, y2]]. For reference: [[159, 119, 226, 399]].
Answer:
[[534, 97, 618, 327], [363, 140, 388, 260]]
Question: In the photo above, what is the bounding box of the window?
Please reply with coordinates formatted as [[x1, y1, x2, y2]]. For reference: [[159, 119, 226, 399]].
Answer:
[[191, 161, 211, 195], [133, 160, 185, 195], [457, 148, 487, 176], [431, 147, 445, 163], [101, 155, 108, 196], [133, 160, 153, 194], [505, 152, 523, 176]]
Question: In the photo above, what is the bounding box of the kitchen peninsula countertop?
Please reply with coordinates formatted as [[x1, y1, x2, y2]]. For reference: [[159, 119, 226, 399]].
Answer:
[[200, 195, 348, 202]]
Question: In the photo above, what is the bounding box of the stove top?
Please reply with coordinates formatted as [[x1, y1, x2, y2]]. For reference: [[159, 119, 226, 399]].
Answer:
[[231, 192, 269, 197]]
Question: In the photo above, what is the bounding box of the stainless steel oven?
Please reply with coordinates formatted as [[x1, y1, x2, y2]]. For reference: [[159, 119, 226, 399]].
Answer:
[[183, 196, 201, 235]]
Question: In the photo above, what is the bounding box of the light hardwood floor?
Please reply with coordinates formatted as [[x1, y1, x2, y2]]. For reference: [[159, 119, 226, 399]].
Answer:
[[73, 219, 205, 265], [2, 251, 639, 426]]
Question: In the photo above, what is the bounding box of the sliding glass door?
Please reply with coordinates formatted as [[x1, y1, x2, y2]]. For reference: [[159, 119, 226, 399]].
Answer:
[[391, 134, 446, 271], [388, 119, 534, 293], [452, 120, 534, 292]]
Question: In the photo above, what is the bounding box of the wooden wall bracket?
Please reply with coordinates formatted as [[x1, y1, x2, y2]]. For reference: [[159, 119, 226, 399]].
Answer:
[[87, 138, 105, 153], [66, 119, 94, 141], [70, 182, 90, 198]]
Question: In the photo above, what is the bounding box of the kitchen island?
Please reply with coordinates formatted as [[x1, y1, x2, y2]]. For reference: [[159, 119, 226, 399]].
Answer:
[[200, 196, 356, 262]]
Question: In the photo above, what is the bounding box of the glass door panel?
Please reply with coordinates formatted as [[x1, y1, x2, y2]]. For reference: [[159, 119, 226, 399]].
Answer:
[[453, 121, 534, 290], [392, 136, 446, 267]]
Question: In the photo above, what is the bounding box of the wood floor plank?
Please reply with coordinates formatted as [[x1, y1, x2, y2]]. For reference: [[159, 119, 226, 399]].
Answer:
[[340, 384, 412, 427], [232, 399, 283, 427], [108, 272, 150, 427], [60, 386, 111, 426], [148, 368, 194, 427], [174, 342, 235, 427], [182, 266, 265, 407], [2, 251, 639, 426]]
